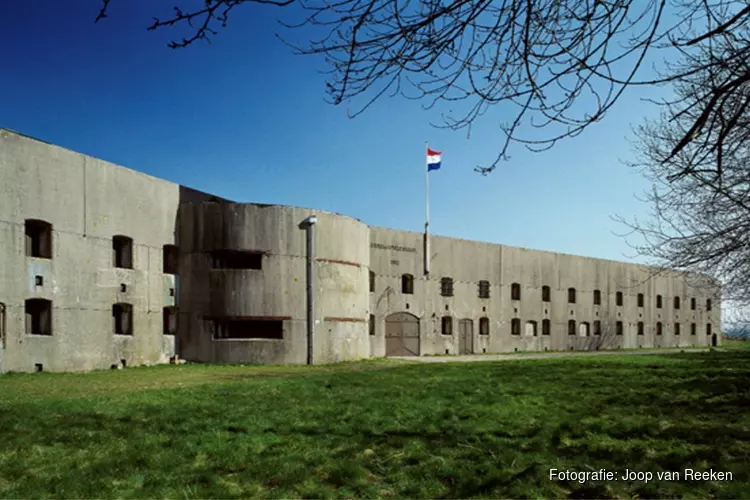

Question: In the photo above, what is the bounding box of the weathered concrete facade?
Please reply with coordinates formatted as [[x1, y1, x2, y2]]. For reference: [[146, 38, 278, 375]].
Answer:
[[178, 202, 370, 365], [369, 228, 721, 357], [0, 129, 722, 372]]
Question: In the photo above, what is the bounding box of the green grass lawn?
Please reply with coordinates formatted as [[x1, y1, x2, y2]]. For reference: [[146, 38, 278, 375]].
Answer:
[[1, 343, 749, 499]]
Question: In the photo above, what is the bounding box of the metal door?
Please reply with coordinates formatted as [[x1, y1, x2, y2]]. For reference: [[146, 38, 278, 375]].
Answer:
[[458, 319, 473, 354], [385, 312, 420, 356]]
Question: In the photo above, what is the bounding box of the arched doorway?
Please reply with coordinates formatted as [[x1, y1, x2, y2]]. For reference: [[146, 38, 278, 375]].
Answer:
[[385, 312, 419, 356], [458, 319, 473, 354], [712, 334, 718, 347]]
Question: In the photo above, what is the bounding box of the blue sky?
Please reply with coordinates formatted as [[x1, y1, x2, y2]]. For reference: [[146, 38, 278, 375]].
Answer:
[[0, 1, 668, 262]]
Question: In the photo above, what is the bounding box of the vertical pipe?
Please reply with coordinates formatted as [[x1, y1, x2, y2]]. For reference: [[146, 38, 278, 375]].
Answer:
[[306, 222, 315, 365]]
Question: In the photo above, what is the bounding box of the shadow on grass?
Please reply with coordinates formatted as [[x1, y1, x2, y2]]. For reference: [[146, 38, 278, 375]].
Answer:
[[0, 350, 748, 498]]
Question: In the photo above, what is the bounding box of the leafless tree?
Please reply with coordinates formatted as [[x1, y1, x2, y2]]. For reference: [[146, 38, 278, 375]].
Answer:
[[576, 312, 623, 350], [95, 0, 750, 174], [615, 8, 750, 312], [96, 1, 750, 315]]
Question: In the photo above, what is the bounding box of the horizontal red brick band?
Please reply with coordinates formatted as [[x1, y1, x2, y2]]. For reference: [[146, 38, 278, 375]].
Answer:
[[207, 249, 271, 255], [204, 315, 292, 322], [315, 258, 361, 268]]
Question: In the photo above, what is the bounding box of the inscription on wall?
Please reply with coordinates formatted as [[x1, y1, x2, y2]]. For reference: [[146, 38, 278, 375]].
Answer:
[[370, 243, 417, 253]]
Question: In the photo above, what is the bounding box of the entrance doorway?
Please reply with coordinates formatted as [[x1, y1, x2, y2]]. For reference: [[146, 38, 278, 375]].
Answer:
[[525, 321, 538, 337], [712, 334, 718, 347], [385, 312, 420, 356], [579, 322, 590, 337], [458, 319, 473, 354]]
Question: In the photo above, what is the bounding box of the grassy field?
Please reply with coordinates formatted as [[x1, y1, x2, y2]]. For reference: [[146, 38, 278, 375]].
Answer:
[[0, 343, 748, 499]]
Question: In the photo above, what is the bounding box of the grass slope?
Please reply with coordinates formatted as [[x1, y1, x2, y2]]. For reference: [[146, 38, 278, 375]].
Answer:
[[0, 345, 748, 498]]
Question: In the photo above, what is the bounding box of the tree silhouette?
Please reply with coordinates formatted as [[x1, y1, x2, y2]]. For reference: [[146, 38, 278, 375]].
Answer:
[[95, 0, 750, 174], [615, 16, 747, 308]]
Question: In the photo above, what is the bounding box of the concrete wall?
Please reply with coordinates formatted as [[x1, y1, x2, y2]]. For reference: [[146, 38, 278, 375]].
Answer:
[[0, 129, 216, 372], [178, 202, 370, 365], [369, 226, 722, 356], [0, 128, 722, 372]]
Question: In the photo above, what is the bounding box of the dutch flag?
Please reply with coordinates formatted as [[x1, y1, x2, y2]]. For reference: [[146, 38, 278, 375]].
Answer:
[[427, 148, 442, 172]]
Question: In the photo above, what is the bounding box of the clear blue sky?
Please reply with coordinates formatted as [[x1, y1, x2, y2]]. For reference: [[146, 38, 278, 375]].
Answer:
[[0, 1, 666, 262]]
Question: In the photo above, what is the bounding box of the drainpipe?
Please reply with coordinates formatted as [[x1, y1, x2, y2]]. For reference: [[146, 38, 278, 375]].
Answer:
[[299, 215, 317, 365]]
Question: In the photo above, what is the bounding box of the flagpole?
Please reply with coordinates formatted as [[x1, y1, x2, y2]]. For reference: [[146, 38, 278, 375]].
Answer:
[[424, 142, 430, 276]]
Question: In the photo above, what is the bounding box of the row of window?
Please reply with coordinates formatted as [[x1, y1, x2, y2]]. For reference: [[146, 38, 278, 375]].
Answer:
[[12, 298, 288, 340], [16, 299, 179, 336], [508, 318, 712, 337], [441, 316, 491, 335], [24, 219, 180, 273], [369, 271, 713, 311], [368, 315, 492, 336], [368, 314, 713, 337]]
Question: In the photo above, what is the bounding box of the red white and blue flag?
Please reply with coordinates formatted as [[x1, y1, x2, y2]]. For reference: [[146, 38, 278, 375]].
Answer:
[[427, 148, 442, 172]]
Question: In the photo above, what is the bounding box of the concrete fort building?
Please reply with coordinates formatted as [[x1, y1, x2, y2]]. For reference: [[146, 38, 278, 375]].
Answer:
[[0, 128, 721, 373]]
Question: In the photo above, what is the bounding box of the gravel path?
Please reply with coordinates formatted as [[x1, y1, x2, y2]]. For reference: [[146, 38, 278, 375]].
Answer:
[[391, 347, 712, 363]]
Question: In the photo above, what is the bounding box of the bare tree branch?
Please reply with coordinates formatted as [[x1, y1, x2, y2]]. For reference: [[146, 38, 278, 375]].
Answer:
[[95, 0, 750, 177], [618, 20, 750, 308], [95, 0, 750, 309]]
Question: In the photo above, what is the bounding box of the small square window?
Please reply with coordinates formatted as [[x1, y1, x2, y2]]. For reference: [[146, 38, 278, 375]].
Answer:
[[35, 276, 43, 286]]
